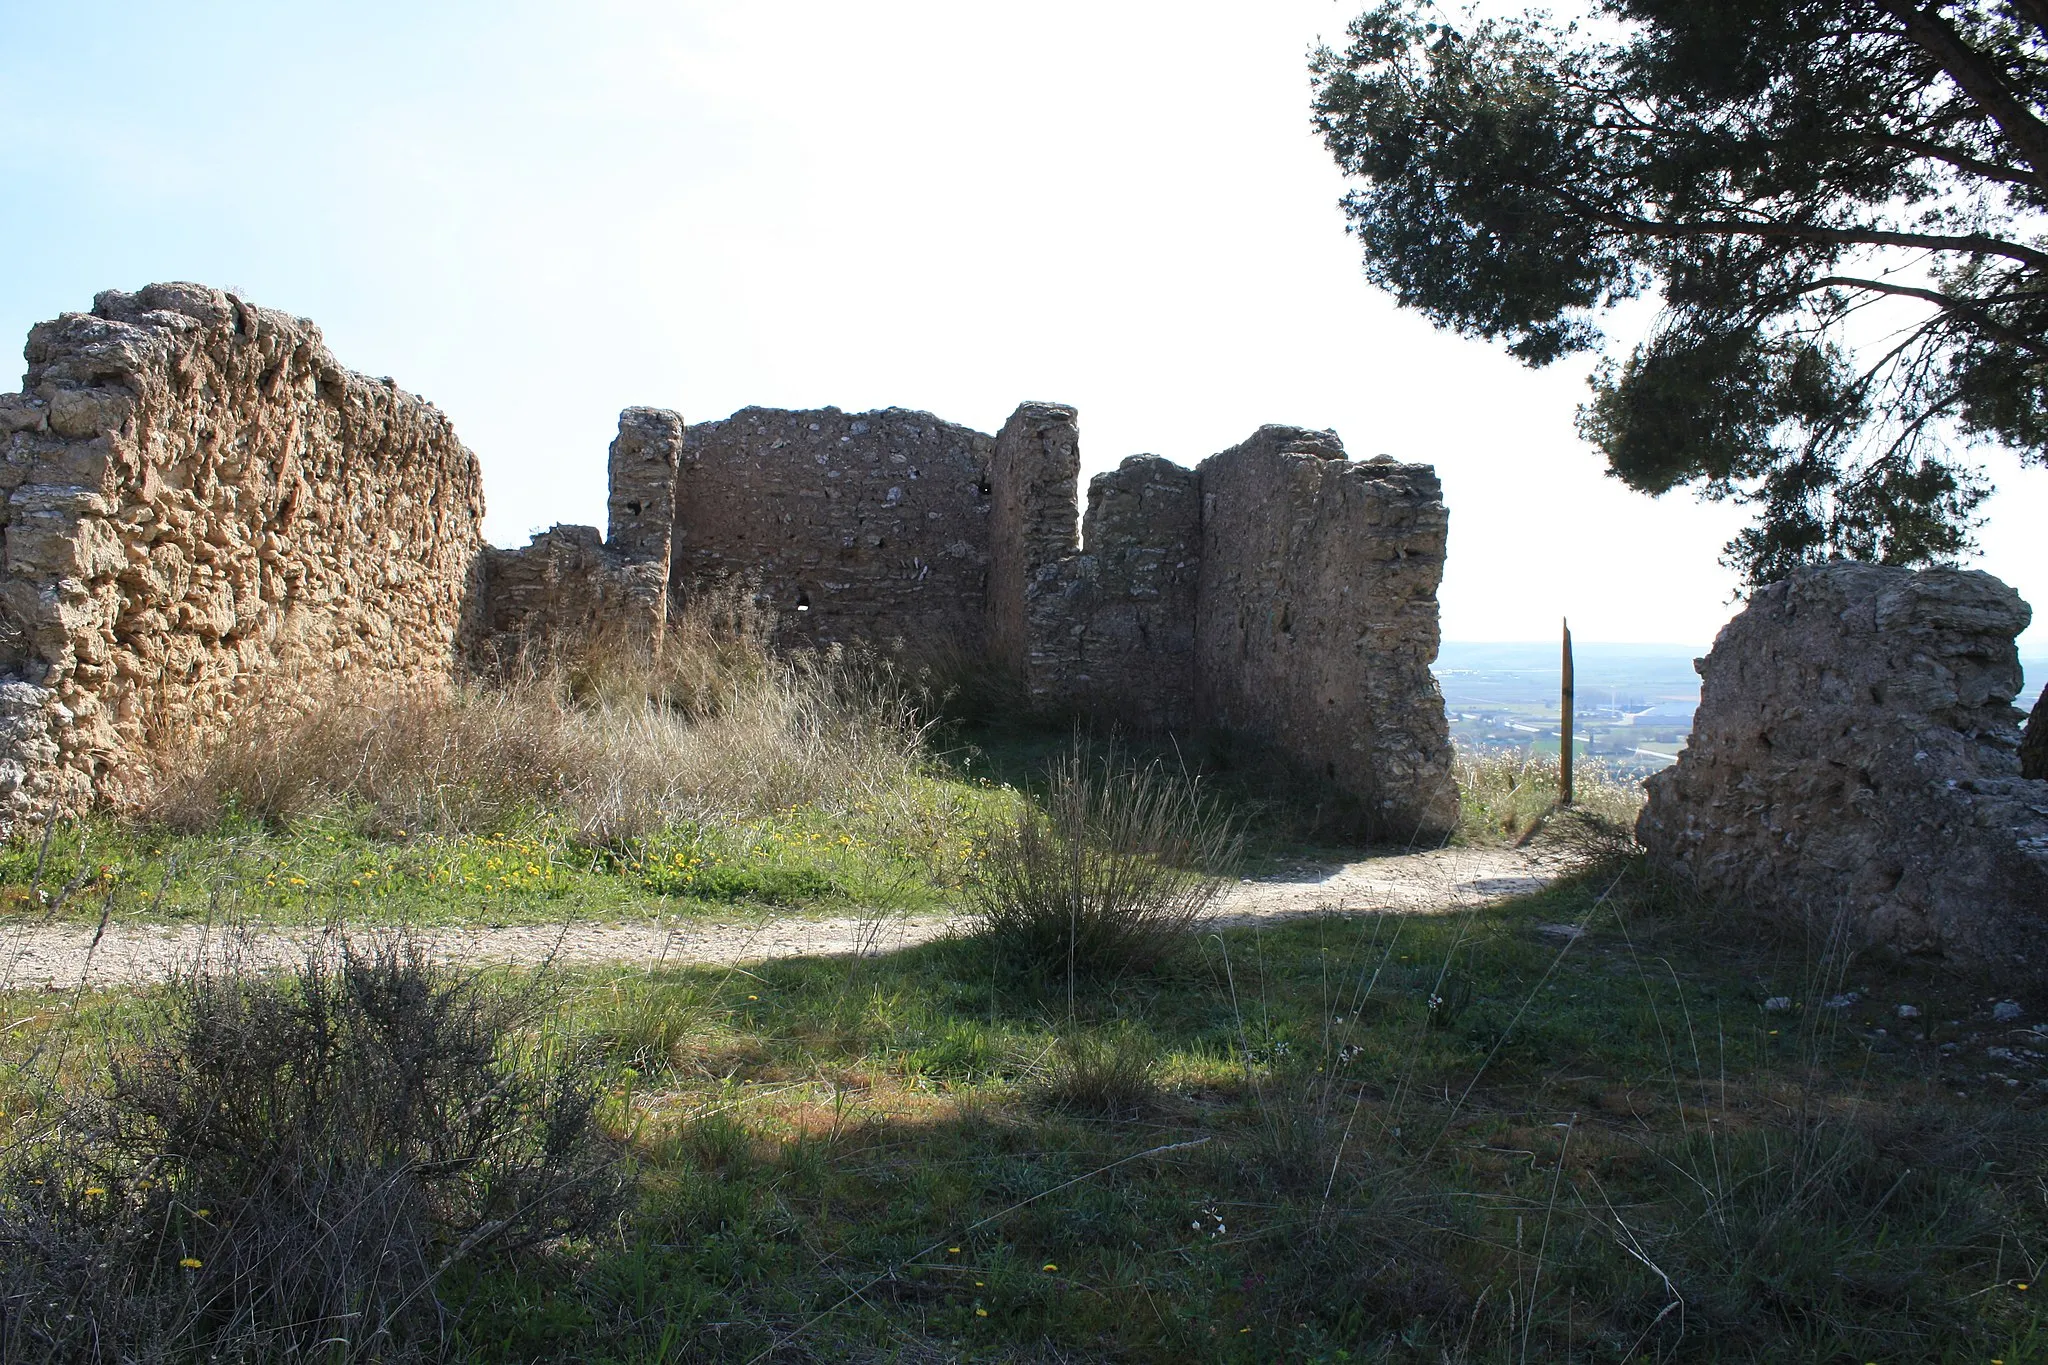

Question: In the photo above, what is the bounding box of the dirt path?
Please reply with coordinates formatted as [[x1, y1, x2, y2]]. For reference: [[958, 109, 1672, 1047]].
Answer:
[[0, 844, 1577, 990]]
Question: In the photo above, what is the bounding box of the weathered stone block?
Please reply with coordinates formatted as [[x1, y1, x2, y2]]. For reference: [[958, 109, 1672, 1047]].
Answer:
[[1639, 562, 2048, 972]]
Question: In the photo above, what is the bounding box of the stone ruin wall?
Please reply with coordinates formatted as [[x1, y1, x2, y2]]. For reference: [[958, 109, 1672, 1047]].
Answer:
[[0, 284, 485, 825], [673, 407, 995, 653], [476, 408, 682, 665], [1638, 562, 2048, 973], [1193, 429, 1458, 837], [0, 282, 1462, 842]]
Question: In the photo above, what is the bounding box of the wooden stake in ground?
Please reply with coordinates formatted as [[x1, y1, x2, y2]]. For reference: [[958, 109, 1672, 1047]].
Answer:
[[1560, 617, 1575, 807]]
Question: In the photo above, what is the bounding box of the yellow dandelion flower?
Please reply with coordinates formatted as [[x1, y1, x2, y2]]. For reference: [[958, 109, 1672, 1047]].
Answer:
[[1042, 1263, 1057, 1272], [179, 1257, 202, 1269], [975, 1281, 984, 1287], [287, 877, 306, 887], [947, 1247, 960, 1254], [195, 1209, 210, 1218], [747, 994, 759, 1001], [83, 1187, 105, 1197], [975, 1308, 988, 1318]]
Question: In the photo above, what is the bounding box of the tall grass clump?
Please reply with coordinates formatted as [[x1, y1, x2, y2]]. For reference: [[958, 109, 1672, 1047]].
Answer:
[[0, 936, 619, 1362], [1454, 746, 1645, 850], [968, 742, 1241, 981], [147, 587, 932, 843]]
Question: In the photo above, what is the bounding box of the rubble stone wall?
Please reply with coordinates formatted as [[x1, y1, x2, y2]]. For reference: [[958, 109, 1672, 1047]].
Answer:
[[474, 408, 682, 667], [987, 403, 1080, 694], [1192, 428, 1458, 837], [1638, 562, 2048, 972], [0, 283, 485, 823], [674, 407, 995, 652]]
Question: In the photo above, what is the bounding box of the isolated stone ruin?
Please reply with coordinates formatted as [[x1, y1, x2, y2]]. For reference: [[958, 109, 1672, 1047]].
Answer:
[[0, 284, 1459, 838], [1638, 562, 2048, 972]]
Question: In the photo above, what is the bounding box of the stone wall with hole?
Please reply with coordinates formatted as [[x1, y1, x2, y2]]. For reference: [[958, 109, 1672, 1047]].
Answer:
[[0, 284, 486, 826], [1638, 562, 2048, 972], [473, 408, 682, 668], [675, 407, 995, 652]]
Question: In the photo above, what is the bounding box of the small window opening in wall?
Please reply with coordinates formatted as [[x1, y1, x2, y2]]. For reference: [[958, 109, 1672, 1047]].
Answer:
[[625, 500, 641, 515], [796, 589, 811, 613], [977, 480, 991, 497]]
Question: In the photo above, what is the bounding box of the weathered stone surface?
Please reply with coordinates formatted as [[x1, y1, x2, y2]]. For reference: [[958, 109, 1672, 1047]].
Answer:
[[607, 407, 684, 569], [987, 402, 1080, 693], [0, 283, 485, 825], [1193, 429, 1458, 838], [1639, 562, 2048, 971], [2025, 686, 2048, 781], [477, 524, 667, 666], [676, 407, 994, 650]]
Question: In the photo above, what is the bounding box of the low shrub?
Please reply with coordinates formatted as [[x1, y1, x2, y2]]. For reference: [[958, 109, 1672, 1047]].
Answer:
[[0, 936, 621, 1362], [967, 742, 1241, 983], [1030, 1027, 1162, 1121]]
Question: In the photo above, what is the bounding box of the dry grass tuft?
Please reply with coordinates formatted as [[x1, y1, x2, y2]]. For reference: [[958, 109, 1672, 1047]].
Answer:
[[146, 591, 933, 844], [1454, 747, 1646, 850], [968, 742, 1242, 981]]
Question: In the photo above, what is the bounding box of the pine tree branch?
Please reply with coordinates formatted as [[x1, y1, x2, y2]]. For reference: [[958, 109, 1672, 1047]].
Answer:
[[1875, 0, 2048, 185]]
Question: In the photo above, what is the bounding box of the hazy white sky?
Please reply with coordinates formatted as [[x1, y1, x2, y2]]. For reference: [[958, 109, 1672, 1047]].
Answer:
[[1, 0, 2042, 649]]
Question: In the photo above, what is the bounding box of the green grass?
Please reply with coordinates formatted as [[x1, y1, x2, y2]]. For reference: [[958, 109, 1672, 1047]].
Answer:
[[12, 850, 2037, 1361], [0, 774, 1018, 929]]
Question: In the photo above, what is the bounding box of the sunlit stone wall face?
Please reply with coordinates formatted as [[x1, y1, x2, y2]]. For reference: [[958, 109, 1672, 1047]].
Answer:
[[0, 283, 485, 825]]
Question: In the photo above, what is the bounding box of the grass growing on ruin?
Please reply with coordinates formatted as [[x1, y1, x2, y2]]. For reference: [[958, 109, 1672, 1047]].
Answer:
[[4, 852, 2040, 1362]]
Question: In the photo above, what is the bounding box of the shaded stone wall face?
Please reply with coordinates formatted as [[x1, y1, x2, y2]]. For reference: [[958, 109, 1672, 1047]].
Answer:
[[1638, 562, 2048, 971], [987, 403, 1080, 688], [2025, 688, 2048, 782], [0, 284, 484, 823], [1191, 429, 1457, 836], [675, 408, 994, 650], [1009, 454, 1201, 730]]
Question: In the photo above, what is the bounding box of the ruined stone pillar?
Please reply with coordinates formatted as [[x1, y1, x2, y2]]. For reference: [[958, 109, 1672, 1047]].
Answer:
[[607, 407, 684, 569], [987, 402, 1080, 687]]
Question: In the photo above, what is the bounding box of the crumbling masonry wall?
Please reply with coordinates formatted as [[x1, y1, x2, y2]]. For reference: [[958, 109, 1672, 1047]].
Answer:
[[675, 408, 994, 651], [0, 284, 485, 823], [0, 283, 1460, 843], [476, 408, 682, 664], [1638, 563, 2048, 972], [1191, 430, 1458, 836]]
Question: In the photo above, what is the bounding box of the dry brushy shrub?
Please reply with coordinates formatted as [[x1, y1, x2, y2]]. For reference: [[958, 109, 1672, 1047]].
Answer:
[[0, 936, 618, 1363], [969, 743, 1241, 980], [147, 590, 932, 843]]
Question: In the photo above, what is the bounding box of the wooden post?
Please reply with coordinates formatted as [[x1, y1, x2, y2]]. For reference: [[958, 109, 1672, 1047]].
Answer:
[[1560, 617, 1575, 807]]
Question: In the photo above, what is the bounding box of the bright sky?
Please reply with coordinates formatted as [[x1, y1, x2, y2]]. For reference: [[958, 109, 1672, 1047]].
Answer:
[[2, 0, 2042, 651]]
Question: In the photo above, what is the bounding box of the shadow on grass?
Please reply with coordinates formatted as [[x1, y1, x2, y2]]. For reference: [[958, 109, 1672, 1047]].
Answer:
[[448, 857, 2048, 1362]]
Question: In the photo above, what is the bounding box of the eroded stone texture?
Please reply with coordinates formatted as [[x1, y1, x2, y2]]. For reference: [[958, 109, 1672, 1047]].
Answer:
[[987, 403, 1080, 691], [1638, 563, 2048, 971], [2025, 688, 2047, 781], [1004, 453, 1202, 729], [608, 407, 684, 568], [1193, 429, 1458, 838], [477, 526, 668, 667], [676, 408, 994, 650], [0, 284, 486, 824], [476, 408, 682, 666]]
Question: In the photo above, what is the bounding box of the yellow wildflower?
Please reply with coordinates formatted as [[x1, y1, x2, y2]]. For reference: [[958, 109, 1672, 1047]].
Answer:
[[975, 1308, 988, 1318], [179, 1257, 202, 1269], [83, 1187, 105, 1197], [1042, 1263, 1057, 1272]]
